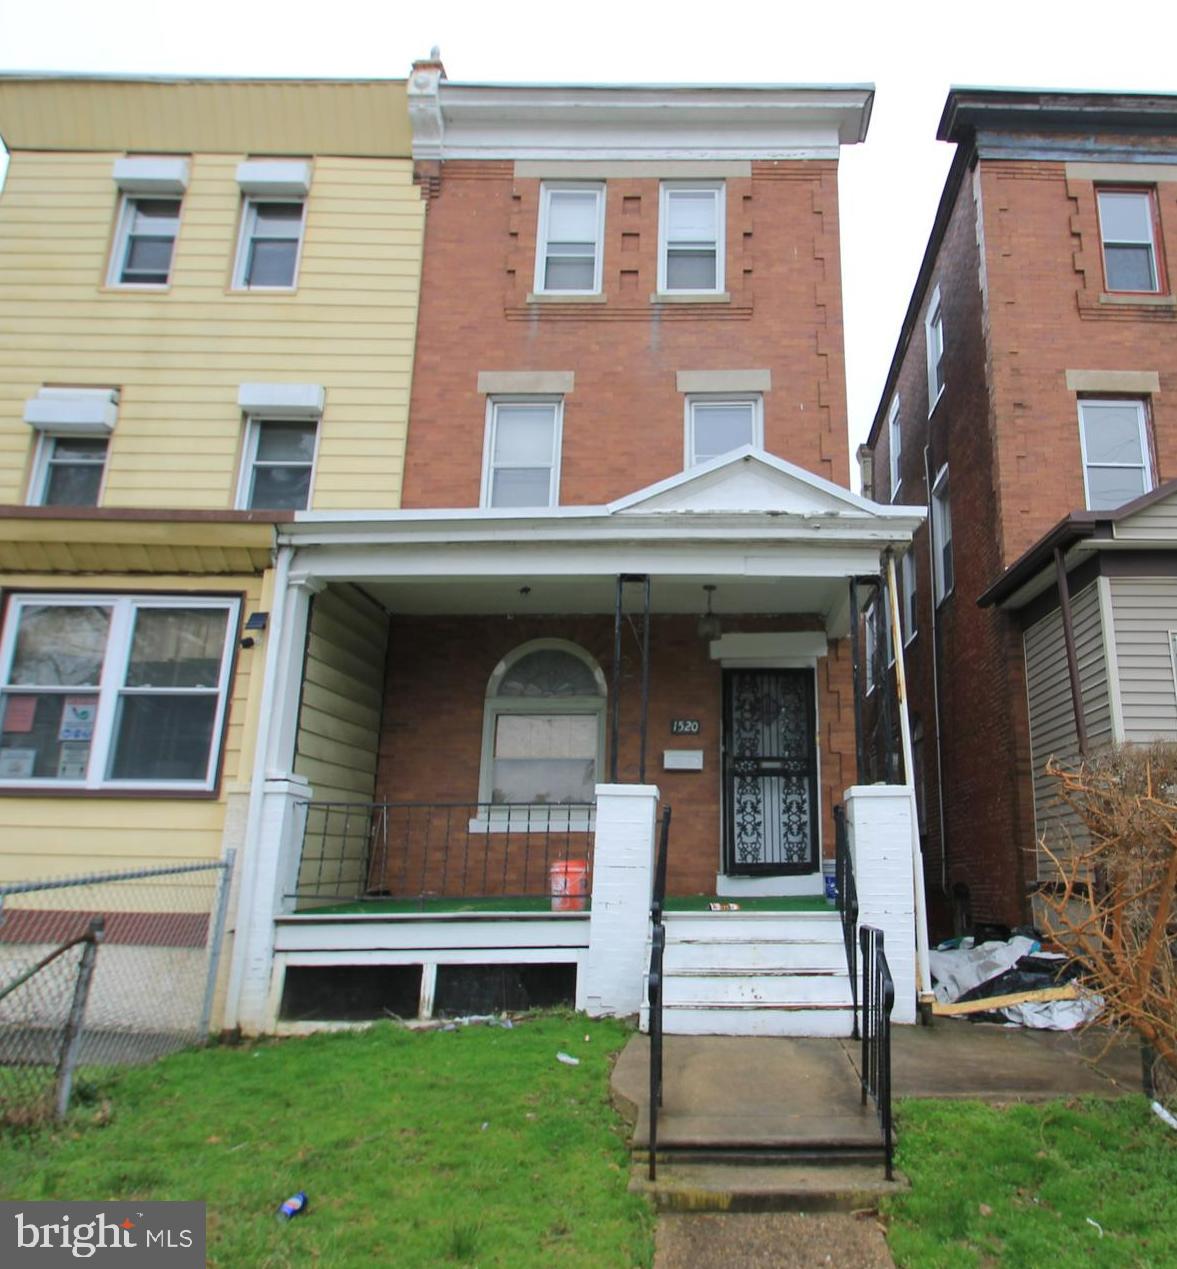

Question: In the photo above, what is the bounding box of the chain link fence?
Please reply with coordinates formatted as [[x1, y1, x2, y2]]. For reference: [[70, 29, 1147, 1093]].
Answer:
[[0, 855, 234, 1126]]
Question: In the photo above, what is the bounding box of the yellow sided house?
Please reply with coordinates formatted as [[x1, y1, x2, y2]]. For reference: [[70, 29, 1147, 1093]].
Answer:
[[0, 75, 425, 1038]]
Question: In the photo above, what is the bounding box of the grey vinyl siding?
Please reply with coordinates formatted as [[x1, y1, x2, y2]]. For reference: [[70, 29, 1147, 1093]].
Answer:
[[1107, 577, 1177, 742], [1023, 582, 1111, 877], [1113, 492, 1177, 541], [293, 583, 388, 903]]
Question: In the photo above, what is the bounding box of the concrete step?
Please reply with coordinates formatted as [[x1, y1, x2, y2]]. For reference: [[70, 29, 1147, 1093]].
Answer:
[[632, 1107, 879, 1153], [629, 1161, 906, 1212], [664, 938, 847, 972], [663, 973, 853, 1008], [663, 912, 844, 946], [657, 1002, 857, 1037]]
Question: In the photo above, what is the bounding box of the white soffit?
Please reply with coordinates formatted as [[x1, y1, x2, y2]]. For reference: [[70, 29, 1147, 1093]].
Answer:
[[710, 631, 829, 661], [411, 83, 873, 161], [235, 160, 312, 196], [238, 382, 325, 417], [24, 387, 119, 434], [112, 156, 190, 194]]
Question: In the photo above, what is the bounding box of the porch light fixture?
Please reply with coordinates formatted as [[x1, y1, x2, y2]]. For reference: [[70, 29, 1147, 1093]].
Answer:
[[697, 585, 722, 642]]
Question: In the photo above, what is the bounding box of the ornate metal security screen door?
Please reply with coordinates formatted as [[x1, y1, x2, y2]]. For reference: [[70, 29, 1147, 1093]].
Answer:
[[722, 668, 818, 875]]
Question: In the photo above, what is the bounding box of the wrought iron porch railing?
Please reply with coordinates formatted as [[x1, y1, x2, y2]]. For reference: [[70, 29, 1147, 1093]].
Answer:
[[859, 924, 895, 1180], [833, 803, 860, 1039], [293, 801, 596, 907], [647, 804, 672, 1182]]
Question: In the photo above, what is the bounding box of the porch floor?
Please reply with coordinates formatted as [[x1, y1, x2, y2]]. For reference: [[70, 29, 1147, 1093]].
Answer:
[[297, 894, 831, 916]]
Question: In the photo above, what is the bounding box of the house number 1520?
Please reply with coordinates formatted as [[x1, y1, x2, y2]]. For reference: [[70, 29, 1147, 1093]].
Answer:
[[670, 719, 700, 734]]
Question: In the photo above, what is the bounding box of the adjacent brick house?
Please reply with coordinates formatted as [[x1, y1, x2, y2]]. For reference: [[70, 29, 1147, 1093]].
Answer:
[[863, 89, 1177, 935]]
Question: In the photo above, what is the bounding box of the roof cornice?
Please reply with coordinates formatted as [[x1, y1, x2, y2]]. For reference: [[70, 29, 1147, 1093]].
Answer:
[[940, 87, 1177, 145], [407, 67, 873, 162]]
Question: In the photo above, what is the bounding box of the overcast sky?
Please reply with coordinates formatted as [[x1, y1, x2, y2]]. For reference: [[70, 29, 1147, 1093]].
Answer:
[[2, 0, 1173, 462]]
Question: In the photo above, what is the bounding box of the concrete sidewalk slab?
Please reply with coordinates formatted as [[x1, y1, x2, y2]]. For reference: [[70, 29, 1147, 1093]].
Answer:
[[655, 1212, 895, 1268]]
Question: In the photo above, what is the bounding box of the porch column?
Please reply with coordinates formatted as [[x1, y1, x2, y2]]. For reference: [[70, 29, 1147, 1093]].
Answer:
[[579, 783, 660, 1017], [224, 561, 321, 1034], [844, 785, 917, 1024]]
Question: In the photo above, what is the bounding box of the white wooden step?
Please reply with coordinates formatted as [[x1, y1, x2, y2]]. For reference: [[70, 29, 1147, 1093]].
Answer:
[[663, 971, 852, 1009], [664, 939, 846, 972], [658, 1002, 856, 1037], [663, 912, 843, 946]]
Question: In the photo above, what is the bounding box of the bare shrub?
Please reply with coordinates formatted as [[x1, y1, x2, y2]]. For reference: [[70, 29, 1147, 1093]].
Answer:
[[1037, 743, 1177, 1085]]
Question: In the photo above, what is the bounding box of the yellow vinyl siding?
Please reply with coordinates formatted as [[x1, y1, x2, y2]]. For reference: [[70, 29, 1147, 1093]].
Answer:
[[0, 151, 423, 510], [0, 571, 267, 883]]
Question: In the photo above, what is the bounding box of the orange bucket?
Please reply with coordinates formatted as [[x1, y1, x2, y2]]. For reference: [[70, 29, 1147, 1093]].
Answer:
[[549, 859, 589, 911]]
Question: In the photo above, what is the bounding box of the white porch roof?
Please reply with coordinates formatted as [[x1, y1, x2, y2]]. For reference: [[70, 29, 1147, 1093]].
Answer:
[[281, 449, 925, 635]]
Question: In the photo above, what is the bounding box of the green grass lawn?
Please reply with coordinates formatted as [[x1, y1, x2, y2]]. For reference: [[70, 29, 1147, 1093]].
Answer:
[[0, 1015, 652, 1268], [885, 1097, 1177, 1267]]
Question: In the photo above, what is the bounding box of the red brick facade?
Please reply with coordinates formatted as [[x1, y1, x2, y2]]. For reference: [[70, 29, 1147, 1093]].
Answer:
[[868, 97, 1177, 932]]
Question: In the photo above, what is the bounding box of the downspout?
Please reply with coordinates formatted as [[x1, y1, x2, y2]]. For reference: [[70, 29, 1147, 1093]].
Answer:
[[1053, 546, 1089, 759], [223, 539, 294, 1031], [923, 444, 949, 897], [886, 550, 933, 1002]]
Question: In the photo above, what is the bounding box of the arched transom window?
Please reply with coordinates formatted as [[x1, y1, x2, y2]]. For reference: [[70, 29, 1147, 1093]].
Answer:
[[481, 641, 606, 806]]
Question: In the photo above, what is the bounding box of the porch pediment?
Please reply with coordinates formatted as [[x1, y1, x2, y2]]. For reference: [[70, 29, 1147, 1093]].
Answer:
[[608, 447, 887, 519]]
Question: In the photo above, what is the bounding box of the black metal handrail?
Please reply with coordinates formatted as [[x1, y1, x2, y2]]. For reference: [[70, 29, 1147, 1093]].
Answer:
[[834, 804, 860, 1039], [860, 924, 895, 1180], [647, 804, 672, 1182]]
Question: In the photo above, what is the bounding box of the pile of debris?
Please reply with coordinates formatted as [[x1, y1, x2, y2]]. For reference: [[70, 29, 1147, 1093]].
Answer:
[[929, 930, 1101, 1030]]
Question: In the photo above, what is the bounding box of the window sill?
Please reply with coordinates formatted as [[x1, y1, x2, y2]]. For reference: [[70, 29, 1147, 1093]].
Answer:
[[650, 291, 731, 304], [0, 783, 218, 799], [468, 809, 596, 834], [229, 285, 300, 295], [525, 292, 607, 304], [103, 282, 172, 293], [1099, 292, 1176, 308]]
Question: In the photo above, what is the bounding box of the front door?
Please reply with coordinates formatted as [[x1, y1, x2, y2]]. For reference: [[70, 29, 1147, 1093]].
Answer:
[[722, 668, 818, 875]]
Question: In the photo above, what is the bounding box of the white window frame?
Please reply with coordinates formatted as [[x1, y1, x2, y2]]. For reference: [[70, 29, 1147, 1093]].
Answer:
[[107, 193, 183, 288], [684, 393, 763, 468], [0, 593, 240, 792], [236, 416, 321, 511], [925, 286, 945, 411], [931, 465, 954, 605], [658, 182, 725, 295], [1097, 187, 1162, 295], [474, 639, 605, 832], [231, 197, 307, 291], [902, 550, 918, 646], [28, 433, 110, 508], [888, 394, 902, 500], [480, 397, 563, 510], [533, 183, 605, 296], [1077, 397, 1153, 512]]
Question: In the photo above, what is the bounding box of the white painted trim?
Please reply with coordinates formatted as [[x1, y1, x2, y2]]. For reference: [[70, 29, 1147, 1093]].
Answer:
[[684, 394, 763, 469], [235, 160, 312, 197], [1097, 574, 1126, 744], [237, 382, 325, 417], [477, 371, 574, 395], [533, 182, 605, 296], [411, 82, 873, 161], [24, 388, 119, 433], [658, 181, 725, 295], [888, 394, 902, 500], [715, 873, 824, 897], [709, 632, 828, 661], [676, 369, 771, 394], [925, 285, 945, 412], [112, 156, 189, 194]]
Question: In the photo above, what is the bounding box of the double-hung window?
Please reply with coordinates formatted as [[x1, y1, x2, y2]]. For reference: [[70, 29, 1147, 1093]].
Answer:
[[931, 465, 954, 604], [888, 395, 902, 500], [686, 395, 762, 467], [482, 398, 563, 509], [925, 286, 945, 409], [234, 200, 305, 289], [240, 420, 317, 510], [864, 602, 877, 694], [659, 183, 724, 294], [1098, 188, 1163, 294], [1077, 398, 1153, 510], [901, 551, 917, 645], [109, 197, 182, 286], [35, 437, 108, 507], [535, 184, 604, 294], [0, 595, 238, 790]]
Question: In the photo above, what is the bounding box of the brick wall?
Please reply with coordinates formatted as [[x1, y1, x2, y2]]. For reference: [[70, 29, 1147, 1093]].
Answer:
[[375, 613, 855, 897], [402, 160, 850, 508]]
